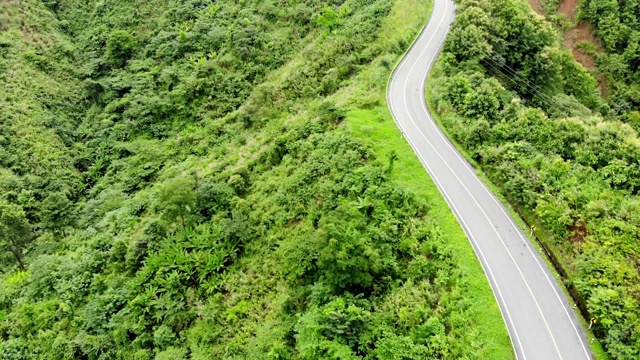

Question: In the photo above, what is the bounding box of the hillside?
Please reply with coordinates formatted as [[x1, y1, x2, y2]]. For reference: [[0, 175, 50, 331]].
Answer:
[[0, 0, 512, 359], [428, 0, 640, 358], [578, 0, 640, 120]]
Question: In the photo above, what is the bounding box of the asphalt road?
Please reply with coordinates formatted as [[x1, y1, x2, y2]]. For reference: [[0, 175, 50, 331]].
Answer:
[[387, 0, 591, 359]]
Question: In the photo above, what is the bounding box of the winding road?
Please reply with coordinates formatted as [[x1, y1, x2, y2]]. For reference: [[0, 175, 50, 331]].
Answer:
[[387, 0, 591, 359]]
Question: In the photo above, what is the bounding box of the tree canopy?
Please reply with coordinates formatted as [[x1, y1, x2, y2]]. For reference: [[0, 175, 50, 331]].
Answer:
[[431, 0, 640, 357], [0, 0, 509, 358]]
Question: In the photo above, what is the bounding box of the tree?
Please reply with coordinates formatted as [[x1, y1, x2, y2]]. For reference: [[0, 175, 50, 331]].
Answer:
[[316, 6, 342, 31], [155, 176, 197, 228], [0, 201, 32, 270], [40, 192, 73, 235], [443, 73, 472, 110], [463, 80, 501, 122], [106, 30, 137, 68], [444, 24, 491, 62]]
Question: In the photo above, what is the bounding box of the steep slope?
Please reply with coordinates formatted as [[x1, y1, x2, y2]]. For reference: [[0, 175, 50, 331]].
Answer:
[[0, 0, 84, 267], [428, 0, 640, 358], [0, 0, 511, 358], [578, 0, 640, 121]]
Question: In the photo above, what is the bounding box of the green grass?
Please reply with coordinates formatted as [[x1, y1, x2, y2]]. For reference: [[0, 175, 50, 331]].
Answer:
[[0, 0, 511, 356], [345, 107, 513, 359], [424, 57, 611, 360], [333, 0, 514, 357]]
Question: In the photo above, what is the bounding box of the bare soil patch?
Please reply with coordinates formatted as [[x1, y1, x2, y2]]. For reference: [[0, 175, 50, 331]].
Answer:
[[557, 0, 579, 18], [564, 22, 599, 69], [557, 0, 600, 70], [527, 0, 544, 15], [597, 74, 609, 98], [568, 219, 588, 244], [557, 0, 609, 95]]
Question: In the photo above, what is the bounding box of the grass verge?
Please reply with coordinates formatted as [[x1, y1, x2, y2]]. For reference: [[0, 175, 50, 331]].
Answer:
[[331, 0, 514, 357], [346, 107, 514, 359], [425, 57, 612, 360], [338, 0, 514, 357]]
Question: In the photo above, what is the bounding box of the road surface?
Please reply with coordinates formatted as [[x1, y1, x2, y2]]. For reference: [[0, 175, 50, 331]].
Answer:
[[387, 0, 591, 359]]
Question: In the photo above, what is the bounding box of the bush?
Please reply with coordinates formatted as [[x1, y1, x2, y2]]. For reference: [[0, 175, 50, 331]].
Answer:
[[106, 30, 137, 67]]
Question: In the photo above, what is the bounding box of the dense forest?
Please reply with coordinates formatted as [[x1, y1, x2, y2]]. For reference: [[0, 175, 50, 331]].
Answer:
[[579, 0, 640, 119], [429, 0, 640, 358], [0, 0, 512, 358]]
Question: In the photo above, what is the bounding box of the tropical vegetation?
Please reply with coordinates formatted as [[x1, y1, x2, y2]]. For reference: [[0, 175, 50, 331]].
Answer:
[[0, 0, 512, 358], [429, 0, 640, 358]]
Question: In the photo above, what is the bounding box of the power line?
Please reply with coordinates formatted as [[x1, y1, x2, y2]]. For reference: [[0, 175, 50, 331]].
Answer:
[[481, 58, 548, 102], [478, 49, 578, 117], [481, 58, 573, 117], [485, 54, 553, 98]]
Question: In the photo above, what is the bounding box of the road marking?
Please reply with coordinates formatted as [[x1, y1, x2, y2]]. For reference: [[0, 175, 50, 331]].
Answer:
[[421, 107, 591, 357], [387, 2, 526, 358], [412, 7, 591, 355], [402, 34, 564, 358], [386, 0, 589, 357]]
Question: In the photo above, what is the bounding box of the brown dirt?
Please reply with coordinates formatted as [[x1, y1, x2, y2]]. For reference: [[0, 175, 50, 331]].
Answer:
[[556, 0, 609, 96], [597, 74, 609, 98], [568, 219, 588, 244], [21, 29, 36, 43], [525, 0, 600, 72], [564, 22, 599, 69], [527, 0, 544, 15], [557, 0, 579, 18], [556, 0, 600, 71]]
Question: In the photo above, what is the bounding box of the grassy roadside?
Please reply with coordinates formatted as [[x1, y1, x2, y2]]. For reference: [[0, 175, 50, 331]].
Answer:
[[346, 108, 514, 358], [335, 0, 514, 357], [425, 57, 611, 360]]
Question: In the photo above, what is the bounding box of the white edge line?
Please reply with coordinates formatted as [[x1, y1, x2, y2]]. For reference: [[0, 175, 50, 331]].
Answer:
[[397, 3, 563, 357], [413, 7, 592, 357], [385, 0, 524, 358], [389, 0, 589, 358], [397, 4, 565, 356]]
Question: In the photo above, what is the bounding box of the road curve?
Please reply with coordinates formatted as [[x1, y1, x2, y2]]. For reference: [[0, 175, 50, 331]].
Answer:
[[387, 0, 591, 359]]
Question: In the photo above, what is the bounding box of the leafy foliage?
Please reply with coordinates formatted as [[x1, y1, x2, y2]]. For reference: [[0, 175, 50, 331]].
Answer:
[[579, 0, 640, 115], [0, 0, 504, 358], [0, 201, 31, 270], [432, 0, 640, 357]]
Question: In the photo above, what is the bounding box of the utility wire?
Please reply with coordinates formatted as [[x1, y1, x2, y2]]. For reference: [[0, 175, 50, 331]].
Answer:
[[481, 58, 548, 102], [481, 57, 558, 105], [479, 50, 577, 117], [481, 58, 573, 117], [485, 55, 554, 99], [475, 47, 575, 112]]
